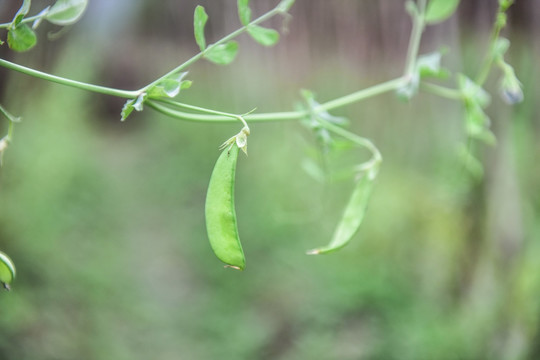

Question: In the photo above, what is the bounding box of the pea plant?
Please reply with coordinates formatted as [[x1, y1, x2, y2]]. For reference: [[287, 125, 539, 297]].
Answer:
[[0, 0, 522, 277]]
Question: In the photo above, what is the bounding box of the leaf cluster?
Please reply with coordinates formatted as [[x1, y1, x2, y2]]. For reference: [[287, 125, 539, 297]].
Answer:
[[1, 0, 88, 52]]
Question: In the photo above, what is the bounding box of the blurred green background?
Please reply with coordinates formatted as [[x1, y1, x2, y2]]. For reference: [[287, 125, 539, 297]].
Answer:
[[0, 0, 539, 359]]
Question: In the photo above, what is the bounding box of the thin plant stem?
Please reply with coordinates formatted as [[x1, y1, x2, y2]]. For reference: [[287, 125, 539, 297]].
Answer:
[[318, 115, 382, 165], [314, 77, 406, 112], [0, 14, 42, 28], [475, 2, 508, 86], [0, 58, 139, 98], [149, 76, 405, 123], [404, 0, 427, 77], [155, 99, 242, 119], [147, 101, 302, 123], [420, 82, 463, 100]]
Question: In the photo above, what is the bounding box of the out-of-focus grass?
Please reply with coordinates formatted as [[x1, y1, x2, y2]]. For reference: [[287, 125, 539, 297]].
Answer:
[[0, 27, 538, 360]]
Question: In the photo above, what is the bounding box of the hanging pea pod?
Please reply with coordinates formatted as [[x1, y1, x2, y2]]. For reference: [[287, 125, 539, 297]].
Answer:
[[205, 143, 245, 270], [307, 168, 377, 255], [0, 251, 16, 290]]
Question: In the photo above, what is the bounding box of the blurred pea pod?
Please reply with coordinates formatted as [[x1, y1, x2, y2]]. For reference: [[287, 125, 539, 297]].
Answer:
[[205, 144, 245, 270], [307, 168, 377, 255], [0, 251, 16, 290]]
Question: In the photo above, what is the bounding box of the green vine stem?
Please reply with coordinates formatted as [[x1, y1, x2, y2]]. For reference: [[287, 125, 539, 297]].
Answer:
[[316, 114, 382, 167], [404, 0, 427, 77], [420, 82, 463, 100], [475, 0, 512, 86], [312, 77, 406, 113], [0, 58, 139, 98], [148, 77, 406, 123]]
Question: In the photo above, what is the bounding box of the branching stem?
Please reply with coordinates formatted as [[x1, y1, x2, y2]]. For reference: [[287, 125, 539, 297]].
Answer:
[[148, 77, 405, 123], [140, 4, 284, 93]]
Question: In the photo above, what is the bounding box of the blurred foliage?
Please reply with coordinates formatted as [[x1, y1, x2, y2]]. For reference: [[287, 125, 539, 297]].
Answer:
[[1, 1, 539, 359]]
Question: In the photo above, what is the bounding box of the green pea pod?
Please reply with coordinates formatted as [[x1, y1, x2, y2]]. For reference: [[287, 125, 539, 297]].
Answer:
[[205, 144, 245, 270], [0, 251, 16, 290], [307, 171, 375, 255]]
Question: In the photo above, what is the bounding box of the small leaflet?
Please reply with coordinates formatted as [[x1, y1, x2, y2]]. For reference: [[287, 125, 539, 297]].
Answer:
[[247, 25, 280, 47], [457, 74, 495, 145], [121, 93, 146, 121], [46, 0, 88, 26], [194, 5, 208, 51], [7, 24, 37, 52], [277, 0, 296, 12], [425, 0, 461, 24], [416, 51, 449, 79], [11, 0, 31, 27], [237, 0, 252, 26], [204, 41, 239, 65], [147, 72, 191, 99]]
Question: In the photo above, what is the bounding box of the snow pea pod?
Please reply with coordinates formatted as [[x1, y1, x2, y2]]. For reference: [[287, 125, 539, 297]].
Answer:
[[205, 144, 245, 270], [307, 170, 375, 255], [0, 251, 16, 290]]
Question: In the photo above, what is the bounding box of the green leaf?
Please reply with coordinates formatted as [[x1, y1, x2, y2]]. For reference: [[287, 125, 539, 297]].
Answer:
[[277, 0, 296, 12], [464, 102, 494, 144], [416, 51, 449, 79], [121, 100, 135, 121], [46, 0, 88, 26], [458, 74, 490, 108], [499, 0, 514, 11], [7, 24, 37, 52], [204, 41, 239, 65], [121, 93, 146, 121], [11, 0, 31, 27], [405, 1, 418, 17], [237, 0, 251, 26], [193, 5, 208, 51], [492, 37, 510, 59], [147, 72, 191, 98], [425, 0, 460, 24], [247, 25, 280, 46], [457, 75, 495, 145]]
